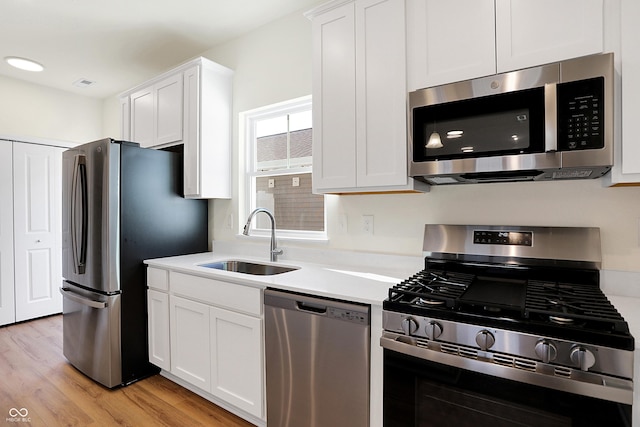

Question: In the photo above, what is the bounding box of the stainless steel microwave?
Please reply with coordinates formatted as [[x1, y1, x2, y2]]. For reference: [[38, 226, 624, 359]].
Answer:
[[408, 53, 614, 185]]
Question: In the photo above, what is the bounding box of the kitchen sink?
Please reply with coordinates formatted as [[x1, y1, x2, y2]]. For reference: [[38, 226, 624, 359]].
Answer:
[[198, 260, 299, 276]]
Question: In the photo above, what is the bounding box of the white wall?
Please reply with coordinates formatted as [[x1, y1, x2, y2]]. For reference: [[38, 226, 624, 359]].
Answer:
[[0, 74, 103, 144], [199, 7, 315, 250], [201, 7, 640, 274]]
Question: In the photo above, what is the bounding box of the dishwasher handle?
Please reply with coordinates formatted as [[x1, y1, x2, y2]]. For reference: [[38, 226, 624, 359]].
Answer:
[[296, 301, 327, 314], [264, 288, 370, 325]]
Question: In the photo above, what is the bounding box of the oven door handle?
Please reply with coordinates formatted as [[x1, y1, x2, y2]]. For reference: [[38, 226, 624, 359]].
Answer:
[[380, 333, 424, 357], [60, 287, 107, 309], [380, 332, 634, 406]]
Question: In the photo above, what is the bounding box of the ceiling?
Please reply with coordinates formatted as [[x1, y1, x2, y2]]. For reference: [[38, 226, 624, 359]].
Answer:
[[0, 0, 320, 99]]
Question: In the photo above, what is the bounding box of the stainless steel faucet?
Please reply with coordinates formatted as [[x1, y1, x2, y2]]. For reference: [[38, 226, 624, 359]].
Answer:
[[243, 208, 283, 262]]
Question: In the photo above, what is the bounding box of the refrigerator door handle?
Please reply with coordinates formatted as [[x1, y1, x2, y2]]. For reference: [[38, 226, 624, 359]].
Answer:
[[71, 154, 88, 274], [60, 287, 107, 309]]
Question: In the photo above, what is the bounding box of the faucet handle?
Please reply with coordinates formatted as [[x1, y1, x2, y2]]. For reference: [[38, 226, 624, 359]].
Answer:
[[272, 248, 284, 256]]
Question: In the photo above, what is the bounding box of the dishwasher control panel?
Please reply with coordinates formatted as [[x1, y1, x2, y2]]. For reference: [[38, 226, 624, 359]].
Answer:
[[328, 307, 369, 325]]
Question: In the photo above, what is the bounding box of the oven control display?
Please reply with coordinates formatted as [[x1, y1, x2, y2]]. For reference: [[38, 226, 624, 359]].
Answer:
[[474, 230, 532, 246]]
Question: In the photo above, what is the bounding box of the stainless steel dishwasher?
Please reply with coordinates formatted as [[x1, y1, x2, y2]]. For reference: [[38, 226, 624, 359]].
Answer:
[[264, 288, 370, 427]]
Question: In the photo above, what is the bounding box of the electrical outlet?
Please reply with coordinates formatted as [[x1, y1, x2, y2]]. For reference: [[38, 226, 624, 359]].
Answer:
[[268, 178, 275, 188], [338, 214, 348, 234], [292, 177, 300, 187], [226, 213, 234, 230], [362, 215, 374, 236]]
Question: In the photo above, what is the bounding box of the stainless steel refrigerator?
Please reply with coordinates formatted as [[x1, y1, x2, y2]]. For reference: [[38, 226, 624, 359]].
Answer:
[[60, 138, 208, 388]]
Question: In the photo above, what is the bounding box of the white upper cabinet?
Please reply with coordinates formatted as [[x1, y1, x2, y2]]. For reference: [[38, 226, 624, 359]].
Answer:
[[406, 0, 496, 91], [121, 57, 233, 199], [606, 0, 640, 185], [496, 0, 604, 73], [407, 0, 604, 91], [130, 86, 155, 147], [310, 0, 428, 193], [130, 73, 183, 148], [182, 61, 233, 199], [311, 3, 357, 191]]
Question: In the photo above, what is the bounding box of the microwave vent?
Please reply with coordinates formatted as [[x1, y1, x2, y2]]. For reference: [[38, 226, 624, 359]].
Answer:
[[552, 170, 593, 179]]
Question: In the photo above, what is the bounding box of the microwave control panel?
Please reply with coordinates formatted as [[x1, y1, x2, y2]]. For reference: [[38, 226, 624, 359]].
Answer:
[[557, 77, 604, 151]]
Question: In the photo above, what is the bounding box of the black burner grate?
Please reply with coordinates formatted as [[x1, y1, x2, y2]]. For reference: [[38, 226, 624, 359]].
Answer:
[[387, 269, 473, 308], [525, 280, 629, 333]]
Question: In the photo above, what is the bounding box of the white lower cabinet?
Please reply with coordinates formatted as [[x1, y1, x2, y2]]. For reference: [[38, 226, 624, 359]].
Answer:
[[146, 267, 264, 422], [210, 306, 263, 416], [170, 295, 212, 391], [147, 289, 170, 371]]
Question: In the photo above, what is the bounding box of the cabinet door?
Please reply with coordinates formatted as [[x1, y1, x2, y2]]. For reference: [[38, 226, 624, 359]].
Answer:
[[0, 143, 14, 326], [119, 96, 130, 140], [155, 73, 184, 146], [13, 143, 63, 322], [312, 3, 358, 192], [496, 0, 603, 73], [130, 86, 155, 148], [210, 306, 263, 418], [170, 295, 211, 391], [148, 289, 170, 371], [355, 0, 409, 187], [183, 65, 201, 197], [620, 0, 640, 178], [406, 0, 496, 91]]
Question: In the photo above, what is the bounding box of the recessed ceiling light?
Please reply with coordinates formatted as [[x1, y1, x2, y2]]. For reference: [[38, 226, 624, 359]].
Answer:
[[5, 56, 44, 72]]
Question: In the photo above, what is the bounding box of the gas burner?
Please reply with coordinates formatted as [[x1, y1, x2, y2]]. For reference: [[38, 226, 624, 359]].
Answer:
[[545, 298, 585, 316], [386, 269, 471, 310], [415, 297, 446, 307], [549, 315, 575, 325]]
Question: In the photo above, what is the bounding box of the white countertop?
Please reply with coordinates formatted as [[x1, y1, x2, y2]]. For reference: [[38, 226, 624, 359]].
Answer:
[[144, 250, 421, 306]]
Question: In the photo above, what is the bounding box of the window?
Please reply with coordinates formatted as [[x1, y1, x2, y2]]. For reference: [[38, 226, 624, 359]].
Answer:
[[243, 96, 325, 239]]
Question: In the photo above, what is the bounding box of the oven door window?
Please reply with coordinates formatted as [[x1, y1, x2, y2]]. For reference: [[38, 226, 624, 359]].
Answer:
[[412, 87, 545, 162], [383, 350, 631, 427]]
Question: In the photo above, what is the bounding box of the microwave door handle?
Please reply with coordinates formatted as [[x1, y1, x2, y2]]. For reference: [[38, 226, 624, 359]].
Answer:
[[71, 154, 88, 274], [545, 83, 558, 152]]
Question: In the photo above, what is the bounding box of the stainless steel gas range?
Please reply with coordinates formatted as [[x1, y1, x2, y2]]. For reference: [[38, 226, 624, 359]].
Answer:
[[381, 225, 634, 427]]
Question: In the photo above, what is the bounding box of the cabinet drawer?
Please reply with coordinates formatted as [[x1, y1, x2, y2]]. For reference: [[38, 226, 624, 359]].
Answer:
[[170, 271, 261, 316], [147, 267, 169, 292]]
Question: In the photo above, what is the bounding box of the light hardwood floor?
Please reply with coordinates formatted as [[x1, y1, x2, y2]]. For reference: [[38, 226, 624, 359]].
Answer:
[[0, 315, 254, 426]]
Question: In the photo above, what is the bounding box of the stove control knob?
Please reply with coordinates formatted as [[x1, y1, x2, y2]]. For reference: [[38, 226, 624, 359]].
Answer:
[[425, 321, 443, 340], [475, 330, 495, 350], [400, 317, 419, 336], [570, 346, 596, 371], [534, 339, 558, 363]]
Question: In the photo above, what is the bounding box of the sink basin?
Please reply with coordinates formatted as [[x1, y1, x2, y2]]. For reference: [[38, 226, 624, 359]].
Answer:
[[199, 260, 299, 276]]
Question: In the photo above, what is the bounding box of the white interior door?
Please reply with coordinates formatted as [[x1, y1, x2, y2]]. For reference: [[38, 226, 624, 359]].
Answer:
[[13, 142, 63, 322], [0, 142, 15, 326]]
